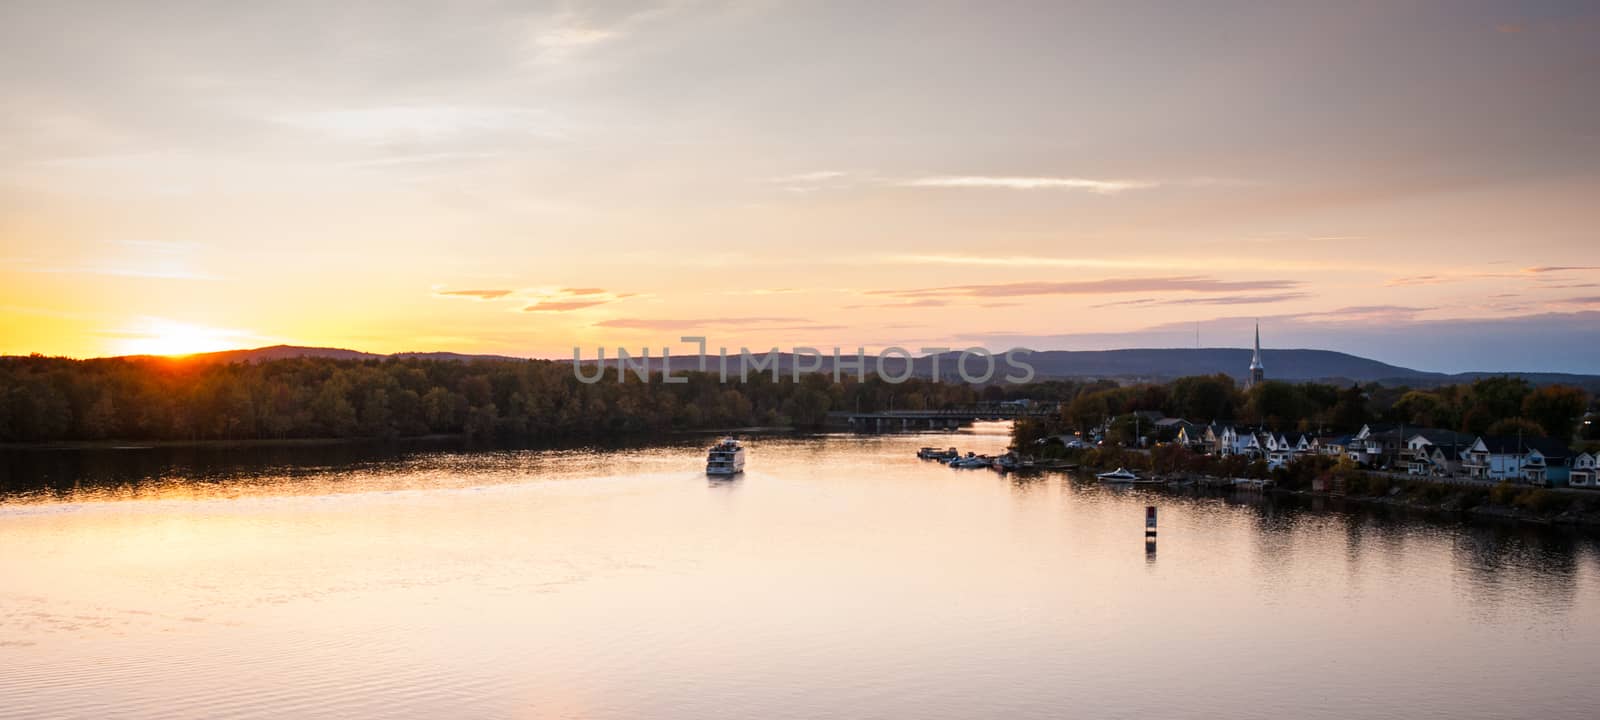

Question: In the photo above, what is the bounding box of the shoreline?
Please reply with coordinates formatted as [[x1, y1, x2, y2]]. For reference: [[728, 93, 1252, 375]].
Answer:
[[0, 435, 467, 451], [1071, 463, 1600, 530]]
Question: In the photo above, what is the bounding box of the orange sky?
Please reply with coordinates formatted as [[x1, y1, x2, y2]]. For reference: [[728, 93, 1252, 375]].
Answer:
[[2, 2, 1598, 372]]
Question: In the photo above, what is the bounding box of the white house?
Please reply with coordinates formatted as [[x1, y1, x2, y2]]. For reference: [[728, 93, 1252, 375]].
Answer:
[[1571, 452, 1597, 489], [1262, 433, 1293, 467], [1460, 436, 1574, 486], [1404, 430, 1476, 477]]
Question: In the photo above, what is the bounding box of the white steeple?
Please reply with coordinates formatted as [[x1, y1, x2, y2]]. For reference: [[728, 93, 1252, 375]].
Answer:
[[1247, 321, 1265, 388], [1250, 322, 1263, 370]]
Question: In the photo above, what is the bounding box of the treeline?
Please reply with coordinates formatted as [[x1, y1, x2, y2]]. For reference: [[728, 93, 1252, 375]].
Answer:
[[0, 355, 982, 443], [1014, 374, 1596, 448]]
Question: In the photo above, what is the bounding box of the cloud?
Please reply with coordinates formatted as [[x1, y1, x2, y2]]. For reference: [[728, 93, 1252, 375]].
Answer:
[[1093, 292, 1309, 308], [15, 240, 215, 280], [524, 300, 609, 312], [436, 289, 513, 300], [1386, 274, 1446, 286], [594, 317, 839, 332], [1289, 305, 1434, 324], [520, 287, 637, 312], [533, 26, 618, 50], [277, 106, 560, 143], [845, 299, 949, 309], [1523, 266, 1599, 274], [769, 170, 849, 183], [868, 276, 1302, 299], [898, 176, 1155, 194], [434, 286, 636, 311]]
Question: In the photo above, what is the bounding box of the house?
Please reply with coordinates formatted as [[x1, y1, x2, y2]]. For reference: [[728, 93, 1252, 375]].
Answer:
[[1261, 433, 1294, 467], [1460, 435, 1575, 486], [1403, 429, 1477, 477], [1317, 434, 1353, 458], [1356, 429, 1409, 469], [1176, 425, 1210, 450], [1153, 417, 1196, 442], [1571, 452, 1597, 489], [1519, 438, 1574, 486]]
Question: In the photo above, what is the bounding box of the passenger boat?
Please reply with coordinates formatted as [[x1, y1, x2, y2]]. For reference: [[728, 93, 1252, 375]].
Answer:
[[918, 447, 959, 461], [706, 437, 746, 476]]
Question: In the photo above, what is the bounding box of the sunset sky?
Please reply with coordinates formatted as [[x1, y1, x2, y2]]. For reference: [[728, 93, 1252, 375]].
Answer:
[[2, 1, 1597, 373]]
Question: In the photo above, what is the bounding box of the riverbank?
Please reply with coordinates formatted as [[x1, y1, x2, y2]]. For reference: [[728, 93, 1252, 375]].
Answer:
[[1046, 445, 1600, 529], [0, 434, 466, 451]]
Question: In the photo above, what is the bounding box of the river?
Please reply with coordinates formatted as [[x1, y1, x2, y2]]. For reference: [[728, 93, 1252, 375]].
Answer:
[[2, 423, 1598, 719]]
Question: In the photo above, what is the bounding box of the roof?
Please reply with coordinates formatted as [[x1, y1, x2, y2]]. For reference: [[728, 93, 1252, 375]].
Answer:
[[1408, 429, 1477, 449], [1154, 417, 1193, 427], [1476, 435, 1572, 461]]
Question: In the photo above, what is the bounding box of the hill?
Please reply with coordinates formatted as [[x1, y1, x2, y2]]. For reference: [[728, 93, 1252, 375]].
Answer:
[[87, 344, 1599, 389]]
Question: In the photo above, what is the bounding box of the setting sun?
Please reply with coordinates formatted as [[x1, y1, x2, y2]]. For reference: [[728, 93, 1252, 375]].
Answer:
[[110, 318, 252, 357]]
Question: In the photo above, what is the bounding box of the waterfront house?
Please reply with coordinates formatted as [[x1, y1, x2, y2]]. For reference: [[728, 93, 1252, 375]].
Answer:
[[1460, 435, 1575, 486], [1356, 428, 1410, 469], [1176, 425, 1210, 451], [1571, 452, 1597, 489], [1262, 433, 1294, 467], [1404, 429, 1477, 477], [1154, 417, 1196, 442], [1316, 434, 1353, 458]]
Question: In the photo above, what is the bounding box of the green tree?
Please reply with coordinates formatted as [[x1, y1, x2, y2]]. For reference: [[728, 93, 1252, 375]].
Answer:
[[1485, 417, 1545, 439], [1521, 384, 1588, 440]]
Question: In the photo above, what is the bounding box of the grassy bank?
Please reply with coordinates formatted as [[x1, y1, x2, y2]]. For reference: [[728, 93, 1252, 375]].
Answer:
[[1041, 443, 1600, 528]]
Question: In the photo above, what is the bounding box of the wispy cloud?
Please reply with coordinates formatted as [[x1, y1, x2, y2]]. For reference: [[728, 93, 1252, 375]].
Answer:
[[846, 298, 949, 309], [898, 176, 1155, 194], [769, 170, 849, 183], [1523, 265, 1599, 274], [1092, 292, 1309, 308], [521, 287, 637, 312], [594, 317, 841, 332], [15, 240, 215, 280], [868, 276, 1301, 299], [278, 106, 561, 143], [524, 300, 610, 312], [436, 289, 514, 300]]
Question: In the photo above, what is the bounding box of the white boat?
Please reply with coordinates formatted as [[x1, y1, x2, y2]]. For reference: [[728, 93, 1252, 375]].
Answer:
[[1095, 467, 1140, 482], [949, 453, 991, 469], [706, 437, 745, 475]]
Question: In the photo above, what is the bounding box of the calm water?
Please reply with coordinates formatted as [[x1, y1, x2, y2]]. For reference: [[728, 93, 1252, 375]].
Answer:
[[3, 423, 1598, 719]]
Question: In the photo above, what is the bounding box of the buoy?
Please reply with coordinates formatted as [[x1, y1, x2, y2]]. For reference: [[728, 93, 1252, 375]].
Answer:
[[1145, 505, 1157, 537]]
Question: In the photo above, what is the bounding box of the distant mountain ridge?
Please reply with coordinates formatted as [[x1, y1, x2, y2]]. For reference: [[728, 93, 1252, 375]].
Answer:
[[86, 344, 1600, 389]]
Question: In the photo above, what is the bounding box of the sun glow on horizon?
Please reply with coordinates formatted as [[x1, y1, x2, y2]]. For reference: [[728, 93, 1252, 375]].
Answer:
[[110, 318, 254, 357]]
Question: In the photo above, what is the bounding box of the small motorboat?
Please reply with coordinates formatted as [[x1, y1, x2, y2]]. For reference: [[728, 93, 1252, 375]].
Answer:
[[1095, 467, 1140, 482], [992, 453, 1023, 471], [918, 447, 959, 461], [949, 453, 992, 469]]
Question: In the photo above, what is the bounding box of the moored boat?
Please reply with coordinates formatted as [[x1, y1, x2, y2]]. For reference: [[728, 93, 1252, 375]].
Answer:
[[1095, 467, 1140, 482]]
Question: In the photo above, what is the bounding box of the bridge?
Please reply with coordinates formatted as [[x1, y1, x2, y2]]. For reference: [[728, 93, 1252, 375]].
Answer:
[[828, 402, 1060, 431]]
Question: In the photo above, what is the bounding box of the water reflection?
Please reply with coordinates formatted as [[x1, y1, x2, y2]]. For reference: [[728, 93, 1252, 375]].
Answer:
[[2, 424, 1599, 720]]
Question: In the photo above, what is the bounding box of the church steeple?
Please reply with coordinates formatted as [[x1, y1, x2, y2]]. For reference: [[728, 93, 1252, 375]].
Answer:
[[1248, 321, 1265, 388]]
